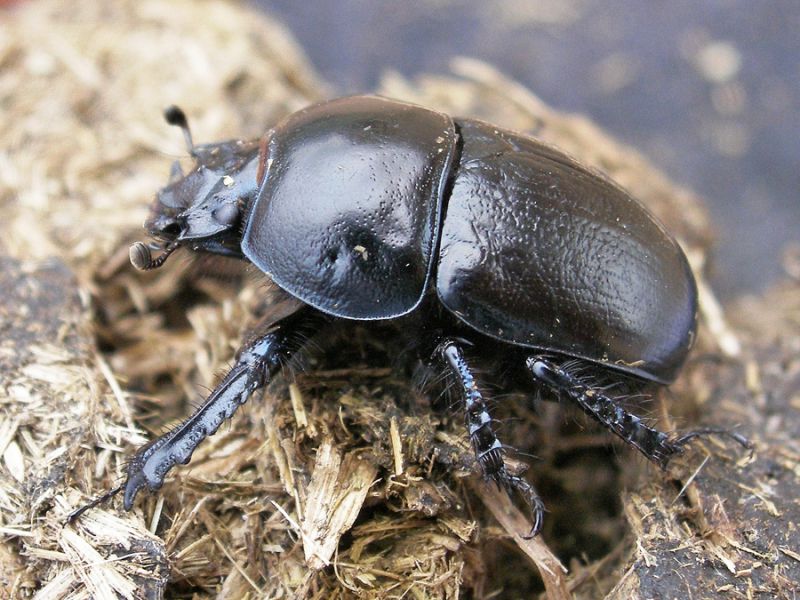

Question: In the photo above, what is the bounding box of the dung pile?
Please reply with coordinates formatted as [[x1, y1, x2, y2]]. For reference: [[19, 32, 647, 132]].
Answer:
[[2, 2, 795, 598]]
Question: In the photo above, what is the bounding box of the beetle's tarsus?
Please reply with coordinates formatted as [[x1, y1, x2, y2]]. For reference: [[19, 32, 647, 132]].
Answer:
[[65, 483, 124, 525], [671, 427, 754, 456], [496, 472, 546, 538], [438, 338, 546, 536]]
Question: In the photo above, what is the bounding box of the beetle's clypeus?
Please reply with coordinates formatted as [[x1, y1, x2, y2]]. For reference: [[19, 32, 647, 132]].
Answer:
[[70, 96, 750, 535]]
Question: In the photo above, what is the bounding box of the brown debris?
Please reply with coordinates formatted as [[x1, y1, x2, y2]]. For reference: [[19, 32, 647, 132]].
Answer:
[[301, 441, 378, 570], [1, 0, 798, 598], [472, 481, 569, 599]]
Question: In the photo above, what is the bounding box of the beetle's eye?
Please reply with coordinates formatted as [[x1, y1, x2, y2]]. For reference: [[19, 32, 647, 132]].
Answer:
[[213, 203, 239, 226]]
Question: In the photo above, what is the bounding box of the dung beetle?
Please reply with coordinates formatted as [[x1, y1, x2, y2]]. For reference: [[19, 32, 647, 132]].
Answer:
[[71, 96, 750, 534]]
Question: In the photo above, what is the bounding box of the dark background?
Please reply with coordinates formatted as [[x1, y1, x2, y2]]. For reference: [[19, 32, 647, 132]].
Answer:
[[254, 0, 799, 302]]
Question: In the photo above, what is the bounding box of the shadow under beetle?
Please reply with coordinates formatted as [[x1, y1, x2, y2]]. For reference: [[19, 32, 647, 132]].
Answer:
[[70, 96, 751, 535]]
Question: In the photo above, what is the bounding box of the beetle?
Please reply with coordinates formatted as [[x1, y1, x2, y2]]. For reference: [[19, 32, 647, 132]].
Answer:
[[71, 95, 750, 534]]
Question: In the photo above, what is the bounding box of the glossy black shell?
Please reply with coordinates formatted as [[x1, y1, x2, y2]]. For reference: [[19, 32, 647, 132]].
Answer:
[[242, 96, 697, 384], [243, 96, 457, 319]]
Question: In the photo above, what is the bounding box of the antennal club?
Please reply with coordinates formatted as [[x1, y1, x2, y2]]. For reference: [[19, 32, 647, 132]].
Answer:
[[164, 105, 194, 154], [129, 241, 179, 271]]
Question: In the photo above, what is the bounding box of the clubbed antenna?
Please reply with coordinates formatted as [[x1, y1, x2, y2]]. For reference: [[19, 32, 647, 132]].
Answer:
[[164, 105, 194, 154]]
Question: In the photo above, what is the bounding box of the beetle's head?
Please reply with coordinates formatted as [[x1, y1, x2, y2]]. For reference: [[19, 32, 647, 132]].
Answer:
[[130, 106, 262, 271]]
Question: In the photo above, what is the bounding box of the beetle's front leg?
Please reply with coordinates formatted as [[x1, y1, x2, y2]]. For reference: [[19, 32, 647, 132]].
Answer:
[[116, 306, 325, 511], [435, 338, 546, 536]]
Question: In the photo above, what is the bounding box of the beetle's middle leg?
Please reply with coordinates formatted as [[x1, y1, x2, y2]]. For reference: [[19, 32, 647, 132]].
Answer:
[[526, 356, 752, 469], [435, 338, 545, 536]]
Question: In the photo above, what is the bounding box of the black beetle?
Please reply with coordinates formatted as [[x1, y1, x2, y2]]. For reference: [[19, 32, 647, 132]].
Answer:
[[71, 96, 750, 534]]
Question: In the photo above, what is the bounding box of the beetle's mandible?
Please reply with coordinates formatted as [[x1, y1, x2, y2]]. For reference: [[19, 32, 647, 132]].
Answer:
[[71, 96, 751, 534]]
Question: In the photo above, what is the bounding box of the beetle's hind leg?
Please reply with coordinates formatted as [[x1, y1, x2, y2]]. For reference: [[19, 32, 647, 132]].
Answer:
[[435, 339, 545, 536], [526, 356, 752, 469]]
